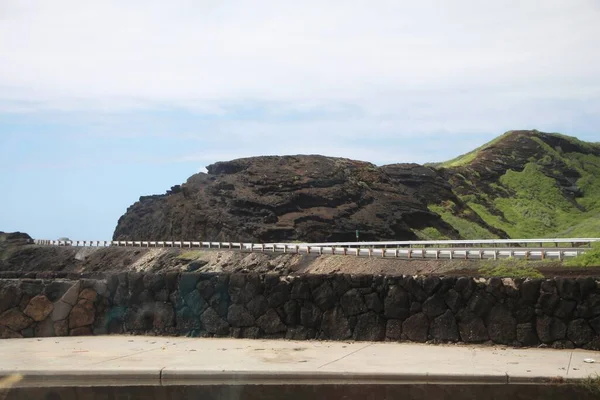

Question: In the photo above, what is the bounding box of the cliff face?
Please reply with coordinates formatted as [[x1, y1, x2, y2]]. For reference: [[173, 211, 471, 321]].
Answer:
[[113, 156, 459, 242], [113, 131, 600, 242]]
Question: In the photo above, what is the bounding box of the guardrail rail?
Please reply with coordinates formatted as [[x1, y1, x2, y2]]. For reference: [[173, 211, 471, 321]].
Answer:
[[33, 238, 599, 260]]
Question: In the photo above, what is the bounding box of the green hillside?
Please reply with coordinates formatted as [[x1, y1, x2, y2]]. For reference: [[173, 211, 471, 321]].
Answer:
[[422, 130, 600, 239]]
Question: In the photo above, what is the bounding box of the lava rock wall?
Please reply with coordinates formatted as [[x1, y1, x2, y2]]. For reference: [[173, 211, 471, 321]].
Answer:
[[1, 272, 599, 349]]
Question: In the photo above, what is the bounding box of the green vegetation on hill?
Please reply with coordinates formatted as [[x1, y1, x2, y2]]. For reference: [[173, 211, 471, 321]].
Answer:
[[431, 130, 600, 239], [428, 204, 498, 239], [565, 243, 600, 267]]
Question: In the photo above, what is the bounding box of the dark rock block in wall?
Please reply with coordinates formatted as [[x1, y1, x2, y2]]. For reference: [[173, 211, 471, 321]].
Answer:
[[567, 319, 595, 346], [184, 290, 208, 316], [340, 289, 367, 316], [554, 300, 576, 320], [286, 326, 316, 340], [516, 323, 539, 346], [537, 293, 560, 315], [176, 306, 201, 331], [401, 277, 427, 302], [227, 304, 255, 327], [332, 275, 351, 297], [353, 312, 386, 341], [0, 285, 22, 314], [364, 293, 383, 313], [153, 302, 175, 330], [247, 295, 269, 319], [201, 307, 230, 335], [520, 279, 541, 305], [422, 276, 441, 296], [179, 274, 201, 297], [422, 293, 448, 318], [266, 282, 290, 309], [300, 302, 322, 329], [556, 279, 580, 301], [430, 310, 459, 342], [587, 294, 600, 317], [384, 286, 410, 320], [444, 289, 462, 313], [590, 315, 600, 334], [467, 291, 495, 317], [143, 274, 165, 292], [321, 306, 351, 340], [282, 300, 299, 326], [456, 310, 488, 343], [313, 282, 336, 311], [455, 277, 475, 301], [386, 319, 403, 340], [577, 277, 596, 300], [402, 313, 429, 343], [125, 306, 154, 331], [487, 305, 516, 344], [20, 280, 44, 297], [208, 292, 229, 318], [197, 280, 215, 300], [291, 280, 311, 300], [256, 309, 286, 334], [43, 281, 72, 302], [536, 315, 567, 343], [486, 278, 505, 299]]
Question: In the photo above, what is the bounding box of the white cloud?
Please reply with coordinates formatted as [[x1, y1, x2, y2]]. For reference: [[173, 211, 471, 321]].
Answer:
[[1, 0, 599, 118]]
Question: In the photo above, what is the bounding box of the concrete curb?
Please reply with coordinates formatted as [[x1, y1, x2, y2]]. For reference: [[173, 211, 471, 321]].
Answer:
[[1, 370, 591, 388]]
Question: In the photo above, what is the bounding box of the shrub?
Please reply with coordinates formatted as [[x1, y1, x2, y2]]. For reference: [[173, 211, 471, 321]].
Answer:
[[565, 243, 600, 267]]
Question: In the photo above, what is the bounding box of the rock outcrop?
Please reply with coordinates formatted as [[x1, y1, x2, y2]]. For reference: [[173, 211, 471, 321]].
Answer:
[[113, 156, 458, 242], [113, 130, 600, 242]]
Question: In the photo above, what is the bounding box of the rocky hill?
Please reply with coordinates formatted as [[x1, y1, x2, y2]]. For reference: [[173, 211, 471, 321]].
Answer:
[[114, 130, 600, 242]]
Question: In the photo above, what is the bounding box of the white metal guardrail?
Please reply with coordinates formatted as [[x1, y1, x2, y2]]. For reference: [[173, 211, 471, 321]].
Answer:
[[33, 238, 595, 260]]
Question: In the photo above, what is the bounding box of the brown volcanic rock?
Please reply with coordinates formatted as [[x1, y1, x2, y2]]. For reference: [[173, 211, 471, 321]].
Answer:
[[113, 155, 455, 242]]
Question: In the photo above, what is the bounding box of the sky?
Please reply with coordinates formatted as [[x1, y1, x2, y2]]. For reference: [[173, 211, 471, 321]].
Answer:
[[1, 0, 599, 240]]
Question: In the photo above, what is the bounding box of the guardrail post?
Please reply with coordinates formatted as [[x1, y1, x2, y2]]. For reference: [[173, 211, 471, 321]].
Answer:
[[436, 250, 439, 260], [408, 250, 411, 259], [355, 248, 359, 256], [343, 248, 347, 256], [479, 250, 483, 260], [307, 246, 311, 255], [295, 245, 299, 254], [261, 244, 265, 253]]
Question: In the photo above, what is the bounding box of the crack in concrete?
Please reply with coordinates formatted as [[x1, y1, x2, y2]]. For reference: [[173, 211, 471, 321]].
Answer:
[[317, 343, 373, 370], [566, 352, 574, 376], [85, 338, 195, 366]]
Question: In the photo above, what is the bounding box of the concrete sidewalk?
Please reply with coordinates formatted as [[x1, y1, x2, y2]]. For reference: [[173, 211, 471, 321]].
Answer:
[[1, 336, 599, 387]]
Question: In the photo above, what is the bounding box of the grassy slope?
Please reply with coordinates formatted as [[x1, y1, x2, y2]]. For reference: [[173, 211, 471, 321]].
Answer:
[[429, 131, 600, 239]]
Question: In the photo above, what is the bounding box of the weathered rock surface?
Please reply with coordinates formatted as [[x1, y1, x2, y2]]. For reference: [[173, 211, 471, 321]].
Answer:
[[0, 308, 32, 331], [24, 295, 54, 321], [112, 156, 458, 242]]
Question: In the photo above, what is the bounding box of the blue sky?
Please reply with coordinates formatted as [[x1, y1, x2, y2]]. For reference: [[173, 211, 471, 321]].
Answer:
[[1, 0, 599, 240]]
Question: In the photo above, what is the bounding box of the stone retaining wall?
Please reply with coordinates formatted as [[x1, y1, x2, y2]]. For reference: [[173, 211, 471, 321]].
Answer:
[[1, 272, 600, 348]]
